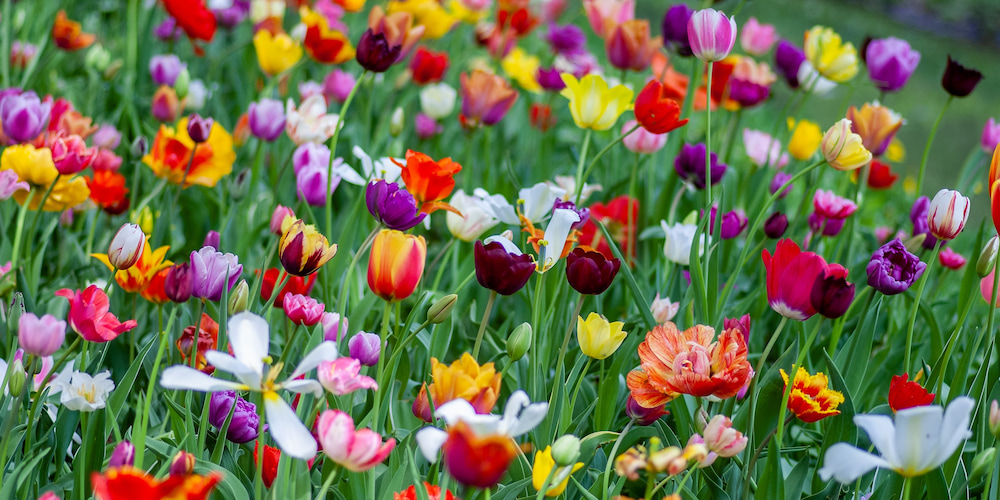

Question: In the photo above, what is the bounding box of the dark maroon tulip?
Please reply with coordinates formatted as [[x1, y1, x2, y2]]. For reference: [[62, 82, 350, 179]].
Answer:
[[186, 113, 213, 143], [164, 262, 193, 303], [941, 55, 982, 98], [565, 247, 621, 295], [356, 29, 401, 73], [810, 268, 855, 319], [366, 180, 426, 231], [474, 240, 535, 296], [626, 395, 668, 425], [763, 212, 788, 239]]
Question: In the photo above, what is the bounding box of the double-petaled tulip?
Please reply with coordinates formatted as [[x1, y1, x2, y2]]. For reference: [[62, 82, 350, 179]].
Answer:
[[627, 321, 751, 406], [605, 19, 661, 72], [0, 91, 51, 144], [633, 80, 688, 134], [474, 237, 536, 296], [55, 285, 138, 342], [247, 98, 286, 142], [763, 239, 847, 320], [317, 410, 395, 471], [577, 312, 626, 360], [412, 353, 503, 421], [803, 26, 858, 83], [396, 149, 462, 214], [939, 247, 967, 270], [927, 189, 969, 241], [318, 358, 378, 396], [300, 6, 355, 64], [410, 46, 449, 84], [866, 37, 920, 92], [459, 70, 519, 127], [52, 10, 96, 52], [847, 103, 903, 157], [941, 56, 982, 98], [887, 374, 935, 413], [279, 219, 338, 276], [209, 390, 262, 443], [780, 367, 844, 423], [190, 246, 242, 301], [822, 118, 872, 171], [867, 238, 926, 296], [675, 142, 727, 189], [368, 229, 426, 302], [366, 180, 426, 231], [810, 266, 854, 319], [687, 9, 737, 63], [565, 248, 620, 295], [253, 30, 303, 77], [740, 17, 776, 56], [559, 73, 633, 131], [49, 133, 97, 175]]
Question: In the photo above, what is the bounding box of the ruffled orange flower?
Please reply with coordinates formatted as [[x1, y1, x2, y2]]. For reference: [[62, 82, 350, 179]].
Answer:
[[301, 7, 356, 64], [780, 366, 844, 423], [91, 466, 222, 500], [140, 267, 171, 305], [176, 313, 219, 374], [627, 321, 751, 406], [143, 116, 235, 188], [92, 240, 172, 293], [87, 170, 130, 215], [412, 352, 502, 422], [52, 11, 95, 52], [395, 149, 462, 214]]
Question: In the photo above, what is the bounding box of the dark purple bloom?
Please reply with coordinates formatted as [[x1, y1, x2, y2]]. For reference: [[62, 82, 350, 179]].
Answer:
[[941, 55, 983, 98], [209, 390, 264, 443], [866, 238, 927, 295], [0, 91, 51, 144], [661, 4, 694, 57], [164, 263, 193, 303], [349, 332, 381, 366], [769, 172, 793, 198], [474, 239, 535, 296], [537, 67, 567, 92], [728, 79, 769, 107], [910, 196, 938, 249], [763, 212, 788, 239], [247, 98, 286, 141], [544, 23, 586, 56], [366, 179, 426, 231], [724, 314, 751, 344], [565, 247, 621, 295], [865, 37, 920, 92], [774, 39, 806, 88], [553, 199, 590, 230], [674, 142, 727, 189], [213, 0, 250, 29], [203, 230, 220, 250], [356, 29, 401, 73], [189, 246, 242, 302], [627, 395, 668, 425], [154, 17, 183, 41], [109, 441, 135, 468], [810, 269, 854, 318], [808, 214, 845, 237], [149, 54, 186, 87], [709, 206, 748, 239], [186, 113, 213, 143]]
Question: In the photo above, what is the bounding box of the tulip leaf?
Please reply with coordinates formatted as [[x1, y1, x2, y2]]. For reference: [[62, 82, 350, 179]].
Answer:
[[835, 295, 882, 397], [105, 335, 156, 435], [596, 221, 657, 331], [492, 477, 532, 500], [756, 441, 785, 500], [0, 446, 49, 500], [784, 457, 811, 500]]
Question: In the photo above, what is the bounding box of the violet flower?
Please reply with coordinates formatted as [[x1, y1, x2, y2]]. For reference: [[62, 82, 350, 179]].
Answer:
[[189, 246, 243, 302], [248, 98, 286, 142], [866, 238, 926, 295], [366, 179, 426, 231], [0, 91, 51, 144], [865, 37, 920, 93], [209, 390, 265, 443], [675, 142, 727, 189]]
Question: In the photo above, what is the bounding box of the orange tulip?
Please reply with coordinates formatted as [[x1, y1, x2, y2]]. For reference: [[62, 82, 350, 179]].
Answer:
[[991, 144, 1000, 235], [142, 116, 236, 188], [367, 229, 426, 302], [459, 70, 519, 128], [412, 352, 502, 421], [780, 366, 844, 423], [395, 150, 462, 214], [301, 7, 356, 64], [91, 466, 222, 500], [140, 267, 171, 305], [605, 19, 661, 72], [52, 11, 96, 52]]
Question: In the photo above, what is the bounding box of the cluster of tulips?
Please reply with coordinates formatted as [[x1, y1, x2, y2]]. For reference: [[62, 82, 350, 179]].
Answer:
[[1, 0, 1000, 499]]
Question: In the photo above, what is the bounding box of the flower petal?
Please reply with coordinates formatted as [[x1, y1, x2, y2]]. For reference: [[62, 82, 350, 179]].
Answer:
[[818, 443, 890, 484], [159, 366, 246, 392], [932, 396, 974, 471], [282, 379, 324, 396], [290, 341, 339, 379], [893, 405, 943, 475], [203, 351, 261, 388], [435, 398, 478, 426], [416, 427, 448, 463], [853, 414, 899, 466], [263, 391, 317, 460], [228, 312, 270, 377]]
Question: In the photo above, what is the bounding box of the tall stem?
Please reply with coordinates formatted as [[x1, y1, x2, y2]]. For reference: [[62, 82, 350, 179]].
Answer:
[[987, 260, 1000, 365], [9, 190, 35, 272], [904, 243, 940, 372], [741, 316, 788, 500], [371, 301, 392, 434], [572, 130, 592, 204], [703, 61, 714, 290], [549, 297, 585, 411], [915, 96, 952, 197], [254, 394, 266, 500], [472, 291, 497, 360], [334, 225, 381, 341], [601, 420, 634, 499], [325, 71, 368, 238], [530, 273, 546, 401]]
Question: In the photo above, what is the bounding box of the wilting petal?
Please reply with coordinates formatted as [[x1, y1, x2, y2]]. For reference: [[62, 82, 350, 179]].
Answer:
[[263, 392, 317, 460]]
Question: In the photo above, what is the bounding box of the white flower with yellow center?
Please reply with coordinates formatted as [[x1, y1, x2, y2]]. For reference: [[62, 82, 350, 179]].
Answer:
[[59, 371, 115, 412]]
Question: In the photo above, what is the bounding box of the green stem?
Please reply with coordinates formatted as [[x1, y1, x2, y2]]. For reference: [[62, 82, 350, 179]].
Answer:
[[22, 176, 59, 262], [572, 129, 592, 204], [915, 96, 952, 197], [314, 467, 339, 500], [566, 358, 593, 431], [135, 308, 175, 468], [472, 291, 497, 360], [904, 243, 940, 372], [78, 412, 88, 500], [530, 273, 546, 402], [371, 301, 392, 434], [334, 225, 381, 341], [775, 319, 823, 448], [741, 316, 789, 500], [325, 71, 368, 237], [902, 476, 912, 500], [578, 125, 641, 201], [9, 190, 35, 273], [254, 393, 266, 500], [627, 152, 639, 266], [549, 296, 585, 423], [987, 261, 1000, 370], [534, 466, 557, 500], [703, 61, 714, 293], [601, 420, 634, 499]]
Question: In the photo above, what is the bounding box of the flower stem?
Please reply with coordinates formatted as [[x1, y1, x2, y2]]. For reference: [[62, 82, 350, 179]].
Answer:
[[254, 393, 266, 500], [572, 129, 592, 204], [472, 291, 497, 360], [549, 296, 585, 422], [915, 96, 952, 197], [134, 307, 175, 468], [325, 70, 368, 238], [741, 316, 788, 500], [371, 301, 392, 434], [22, 175, 59, 262], [703, 61, 714, 293], [602, 420, 634, 499], [904, 243, 940, 372], [579, 125, 641, 201], [314, 467, 339, 500], [9, 190, 35, 273], [334, 224, 381, 341], [530, 272, 546, 401]]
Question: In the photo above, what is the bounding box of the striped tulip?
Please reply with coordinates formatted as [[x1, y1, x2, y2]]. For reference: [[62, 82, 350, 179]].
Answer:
[[278, 219, 338, 276], [928, 189, 970, 241], [367, 229, 426, 302], [686, 9, 737, 63]]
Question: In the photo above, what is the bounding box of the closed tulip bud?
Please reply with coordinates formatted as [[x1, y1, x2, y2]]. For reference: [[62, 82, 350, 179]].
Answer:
[[203, 230, 221, 250], [8, 359, 25, 396], [107, 223, 146, 270], [687, 9, 737, 63], [228, 280, 249, 315], [270, 205, 296, 236], [169, 451, 195, 476], [991, 401, 1000, 437], [186, 114, 214, 143], [979, 236, 1000, 278], [356, 29, 401, 73], [367, 229, 426, 302], [475, 238, 535, 295], [174, 68, 191, 99], [109, 441, 136, 468], [927, 189, 970, 241], [971, 447, 996, 482], [507, 322, 532, 361], [941, 55, 982, 98], [565, 248, 621, 295], [7, 293, 24, 336], [903, 233, 927, 254], [763, 212, 788, 239], [626, 396, 668, 425], [130, 135, 148, 158], [810, 269, 855, 319], [822, 118, 872, 171], [427, 294, 457, 324], [550, 435, 581, 467], [85, 44, 111, 72], [390, 107, 405, 137], [279, 219, 338, 276]]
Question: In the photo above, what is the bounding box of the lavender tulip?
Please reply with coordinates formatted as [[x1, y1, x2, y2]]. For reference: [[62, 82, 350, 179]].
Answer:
[[0, 91, 51, 143], [18, 313, 66, 357], [248, 98, 286, 142], [209, 390, 264, 443], [366, 179, 426, 231], [189, 246, 242, 302], [349, 332, 381, 366], [865, 37, 920, 93], [91, 124, 121, 150], [545, 23, 586, 56], [769, 171, 793, 198], [774, 40, 806, 88], [149, 54, 186, 87], [296, 163, 341, 207], [866, 238, 927, 295], [323, 69, 357, 104]]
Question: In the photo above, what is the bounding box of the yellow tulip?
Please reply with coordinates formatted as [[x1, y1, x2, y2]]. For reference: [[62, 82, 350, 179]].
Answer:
[[0, 145, 91, 211], [577, 312, 627, 360], [253, 30, 303, 77], [886, 137, 906, 163], [560, 73, 633, 131], [279, 219, 338, 277], [532, 447, 584, 497], [786, 118, 822, 161], [387, 0, 458, 40], [804, 26, 858, 83], [501, 48, 541, 94], [822, 118, 872, 171]]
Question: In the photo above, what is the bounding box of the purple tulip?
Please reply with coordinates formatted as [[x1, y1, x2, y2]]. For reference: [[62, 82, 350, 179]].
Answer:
[[661, 4, 694, 57], [248, 98, 286, 142], [909, 196, 938, 250], [414, 113, 442, 139], [186, 114, 213, 143], [203, 230, 221, 250], [866, 238, 926, 295], [0, 91, 51, 144], [941, 55, 982, 98], [983, 118, 1000, 153], [189, 246, 242, 302], [349, 332, 381, 366], [544, 23, 586, 56], [365, 179, 426, 231], [321, 312, 347, 342], [323, 69, 357, 104], [536, 67, 567, 92], [553, 199, 590, 230], [149, 54, 186, 87], [293, 142, 330, 175], [709, 207, 748, 239], [811, 270, 855, 319], [674, 142, 727, 189], [296, 164, 341, 207], [356, 29, 400, 73], [213, 0, 250, 29], [91, 124, 121, 150], [164, 262, 193, 303], [154, 17, 183, 41], [769, 172, 793, 198], [626, 395, 668, 425], [109, 441, 135, 468], [774, 40, 806, 88], [728, 79, 769, 107], [865, 37, 920, 93], [808, 214, 846, 237], [763, 213, 788, 239], [209, 390, 265, 443]]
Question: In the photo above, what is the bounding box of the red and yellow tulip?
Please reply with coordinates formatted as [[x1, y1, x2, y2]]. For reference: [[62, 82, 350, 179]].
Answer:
[[367, 229, 426, 302]]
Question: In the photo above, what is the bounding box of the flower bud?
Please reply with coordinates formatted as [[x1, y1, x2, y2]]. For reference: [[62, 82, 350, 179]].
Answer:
[[103, 59, 124, 80], [8, 359, 25, 396], [18, 313, 66, 357], [550, 435, 581, 467], [507, 322, 532, 361], [763, 212, 789, 239], [990, 400, 1000, 438], [321, 312, 348, 342], [270, 205, 296, 236], [108, 223, 146, 270], [971, 447, 996, 482], [694, 407, 710, 433], [978, 236, 1000, 278], [7, 293, 25, 336], [390, 107, 405, 137], [903, 233, 927, 253], [109, 441, 136, 468], [187, 114, 214, 143], [164, 263, 193, 303], [626, 395, 668, 425], [927, 189, 970, 241], [427, 294, 457, 324], [228, 280, 249, 315], [203, 230, 221, 250], [85, 44, 111, 72], [348, 332, 381, 366], [130, 135, 148, 158], [169, 450, 195, 477], [174, 68, 191, 99]]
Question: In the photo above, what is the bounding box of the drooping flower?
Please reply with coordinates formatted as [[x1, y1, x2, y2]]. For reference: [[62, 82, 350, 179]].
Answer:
[[143, 116, 235, 188], [867, 238, 927, 295], [55, 286, 138, 343], [412, 352, 502, 422], [317, 409, 395, 471], [559, 73, 633, 131], [780, 366, 845, 423], [887, 374, 935, 413]]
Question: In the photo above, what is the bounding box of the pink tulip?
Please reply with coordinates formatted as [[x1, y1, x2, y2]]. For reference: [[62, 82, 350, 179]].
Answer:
[[583, 0, 634, 37], [983, 118, 1000, 153], [318, 358, 378, 395], [18, 313, 66, 357], [316, 409, 395, 472], [702, 414, 747, 458], [270, 205, 296, 236], [687, 9, 737, 62], [282, 293, 325, 326], [622, 119, 667, 154], [55, 285, 138, 343], [739, 17, 776, 56]]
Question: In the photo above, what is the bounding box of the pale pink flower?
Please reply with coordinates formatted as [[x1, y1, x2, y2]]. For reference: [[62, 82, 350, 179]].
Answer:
[[318, 358, 378, 395], [317, 409, 395, 472]]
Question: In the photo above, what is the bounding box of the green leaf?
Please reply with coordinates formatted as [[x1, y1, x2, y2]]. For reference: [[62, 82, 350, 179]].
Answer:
[[105, 335, 156, 435], [821, 350, 858, 452], [596, 221, 656, 331], [756, 441, 785, 500]]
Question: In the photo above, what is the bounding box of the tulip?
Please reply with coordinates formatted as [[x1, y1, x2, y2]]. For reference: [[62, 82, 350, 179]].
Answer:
[[909, 196, 938, 250], [247, 98, 286, 142], [90, 124, 121, 151], [559, 73, 632, 131], [865, 37, 920, 92], [774, 39, 806, 88], [622, 119, 667, 154], [769, 172, 793, 199], [978, 236, 999, 278], [939, 247, 966, 271], [709, 207, 748, 240], [163, 263, 193, 303], [532, 445, 584, 497], [763, 239, 845, 320], [866, 238, 926, 296], [545, 23, 586, 56], [702, 415, 747, 457], [822, 119, 872, 171], [674, 142, 727, 189], [356, 29, 400, 72], [17, 313, 66, 357], [107, 223, 146, 270], [583, 0, 634, 37], [810, 267, 854, 319], [149, 54, 186, 86], [367, 229, 426, 302], [763, 212, 788, 239], [300, 6, 356, 64], [941, 55, 982, 98], [687, 9, 737, 63], [0, 170, 28, 200], [983, 118, 1000, 153], [55, 285, 138, 342], [633, 80, 688, 134], [415, 113, 442, 139], [740, 17, 776, 56], [410, 46, 449, 84], [321, 312, 347, 342], [446, 190, 499, 242], [565, 248, 620, 295], [605, 19, 661, 72], [278, 219, 338, 276], [661, 4, 693, 56], [474, 237, 535, 296], [785, 118, 822, 161], [209, 390, 262, 443], [660, 221, 702, 265], [780, 367, 844, 423], [419, 83, 457, 120], [189, 246, 243, 301], [847, 103, 903, 157], [151, 85, 181, 123], [536, 67, 567, 92], [0, 91, 51, 144], [323, 69, 357, 104], [253, 30, 303, 77], [887, 374, 935, 413], [365, 180, 426, 231], [50, 134, 97, 175], [186, 113, 214, 144], [348, 331, 381, 366], [295, 162, 341, 206], [803, 26, 858, 83], [459, 70, 518, 127], [649, 294, 679, 324], [108, 441, 135, 468], [626, 395, 668, 425], [318, 358, 378, 396], [729, 58, 775, 108], [283, 293, 325, 326], [398, 149, 462, 213], [317, 410, 395, 472], [270, 205, 296, 236], [927, 188, 970, 241], [577, 312, 626, 360]]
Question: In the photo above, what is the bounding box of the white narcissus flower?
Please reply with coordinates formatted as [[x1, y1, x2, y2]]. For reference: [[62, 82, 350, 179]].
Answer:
[[537, 208, 581, 272], [286, 95, 341, 145], [818, 396, 974, 483], [59, 370, 115, 412], [161, 312, 338, 460], [416, 390, 548, 463], [419, 83, 457, 121], [352, 146, 403, 183], [446, 189, 500, 242], [660, 221, 705, 266]]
